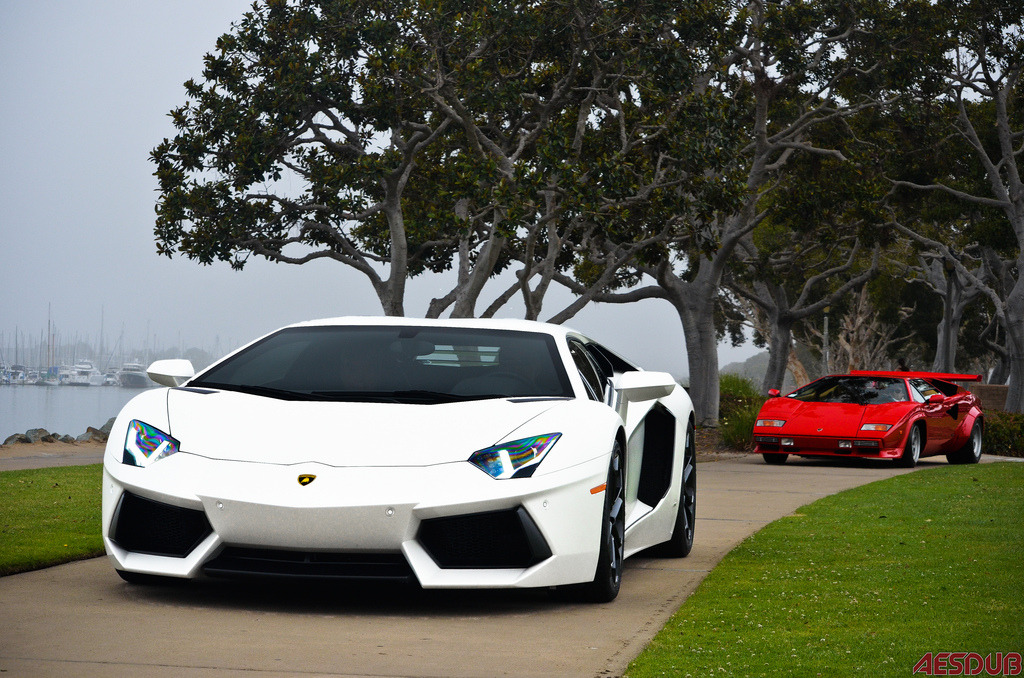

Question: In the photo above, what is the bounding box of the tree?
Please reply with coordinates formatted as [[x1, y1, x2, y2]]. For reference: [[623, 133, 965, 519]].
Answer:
[[153, 0, 742, 325], [725, 112, 890, 394], [888, 0, 1024, 411], [558, 0, 931, 424], [728, 235, 879, 393]]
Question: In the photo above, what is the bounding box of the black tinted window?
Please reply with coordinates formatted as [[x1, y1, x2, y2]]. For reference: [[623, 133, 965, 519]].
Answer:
[[568, 340, 604, 400], [193, 326, 573, 403]]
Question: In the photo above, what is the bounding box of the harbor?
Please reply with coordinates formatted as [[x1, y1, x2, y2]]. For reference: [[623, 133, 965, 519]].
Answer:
[[0, 320, 220, 442], [0, 350, 159, 442], [1, 360, 154, 388], [0, 383, 149, 444]]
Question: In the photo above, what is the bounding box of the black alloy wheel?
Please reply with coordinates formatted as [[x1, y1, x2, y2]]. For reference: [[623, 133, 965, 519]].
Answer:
[[655, 421, 697, 557], [570, 441, 625, 603]]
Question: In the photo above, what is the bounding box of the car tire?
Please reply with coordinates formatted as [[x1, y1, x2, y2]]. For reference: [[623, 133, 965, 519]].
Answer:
[[762, 453, 788, 465], [946, 420, 983, 465], [566, 441, 625, 603], [652, 422, 696, 558], [897, 424, 923, 468]]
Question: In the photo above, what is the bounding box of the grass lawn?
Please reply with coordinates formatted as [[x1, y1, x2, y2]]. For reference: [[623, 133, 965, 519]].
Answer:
[[0, 464, 104, 575], [627, 462, 1024, 677]]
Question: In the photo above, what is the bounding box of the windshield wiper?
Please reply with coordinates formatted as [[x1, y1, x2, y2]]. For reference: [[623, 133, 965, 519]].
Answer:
[[310, 389, 511, 404], [191, 384, 521, 404]]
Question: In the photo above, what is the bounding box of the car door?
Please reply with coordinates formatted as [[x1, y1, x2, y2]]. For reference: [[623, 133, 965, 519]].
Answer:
[[911, 379, 957, 452]]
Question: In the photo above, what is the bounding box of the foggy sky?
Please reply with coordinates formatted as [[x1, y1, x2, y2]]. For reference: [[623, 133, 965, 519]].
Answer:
[[0, 1, 757, 377]]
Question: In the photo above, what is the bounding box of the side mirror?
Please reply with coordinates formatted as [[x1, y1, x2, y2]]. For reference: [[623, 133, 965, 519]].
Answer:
[[612, 371, 677, 403], [147, 359, 195, 387], [768, 389, 781, 397], [927, 393, 945, 404]]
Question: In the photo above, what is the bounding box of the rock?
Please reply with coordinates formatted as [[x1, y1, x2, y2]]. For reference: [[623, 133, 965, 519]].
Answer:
[[4, 433, 31, 445], [76, 427, 108, 443], [25, 428, 51, 443], [99, 417, 116, 435], [59, 435, 76, 444]]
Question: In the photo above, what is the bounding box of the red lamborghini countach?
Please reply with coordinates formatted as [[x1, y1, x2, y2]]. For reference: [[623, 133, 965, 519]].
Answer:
[[751, 371, 984, 467]]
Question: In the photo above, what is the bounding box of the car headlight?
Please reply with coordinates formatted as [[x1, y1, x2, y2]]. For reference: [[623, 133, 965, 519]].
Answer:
[[468, 433, 561, 479], [756, 419, 786, 427], [123, 420, 180, 467], [860, 423, 891, 431]]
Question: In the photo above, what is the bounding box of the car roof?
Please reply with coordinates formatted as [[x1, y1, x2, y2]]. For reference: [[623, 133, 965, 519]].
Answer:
[[284, 316, 579, 339]]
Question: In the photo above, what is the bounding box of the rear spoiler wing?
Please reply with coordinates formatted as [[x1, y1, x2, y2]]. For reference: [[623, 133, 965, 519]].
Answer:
[[850, 370, 982, 382]]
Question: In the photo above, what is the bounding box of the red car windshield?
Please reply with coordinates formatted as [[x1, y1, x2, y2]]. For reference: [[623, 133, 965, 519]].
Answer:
[[788, 376, 909, 405]]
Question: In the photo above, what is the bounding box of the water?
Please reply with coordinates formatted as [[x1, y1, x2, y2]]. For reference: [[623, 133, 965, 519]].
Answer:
[[0, 385, 154, 441]]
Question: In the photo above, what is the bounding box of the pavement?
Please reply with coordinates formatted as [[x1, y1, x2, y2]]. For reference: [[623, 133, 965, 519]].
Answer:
[[0, 447, 990, 677], [0, 440, 104, 471]]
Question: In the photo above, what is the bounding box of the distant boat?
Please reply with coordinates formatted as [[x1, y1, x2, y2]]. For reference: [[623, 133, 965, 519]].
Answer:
[[9, 364, 28, 385], [66, 360, 104, 386], [118, 361, 152, 388]]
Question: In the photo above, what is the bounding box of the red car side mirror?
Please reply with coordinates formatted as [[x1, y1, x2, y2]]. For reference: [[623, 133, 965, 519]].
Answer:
[[928, 393, 945, 404], [767, 389, 781, 397]]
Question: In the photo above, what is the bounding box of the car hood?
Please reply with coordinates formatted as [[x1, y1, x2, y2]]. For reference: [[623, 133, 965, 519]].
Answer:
[[164, 388, 562, 466], [760, 398, 916, 437]]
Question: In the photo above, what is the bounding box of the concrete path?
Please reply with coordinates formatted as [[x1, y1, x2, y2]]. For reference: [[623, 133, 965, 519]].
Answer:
[[0, 442, 103, 471], [0, 454, 946, 677]]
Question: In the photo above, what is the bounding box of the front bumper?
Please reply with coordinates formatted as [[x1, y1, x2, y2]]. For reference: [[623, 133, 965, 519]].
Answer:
[[753, 434, 901, 459], [102, 451, 609, 589]]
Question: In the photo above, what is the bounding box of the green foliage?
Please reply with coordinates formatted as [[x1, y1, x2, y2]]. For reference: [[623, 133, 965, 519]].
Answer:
[[719, 405, 762, 451], [0, 465, 103, 576], [718, 374, 765, 450], [152, 0, 750, 317], [984, 412, 1024, 458], [628, 462, 1024, 677], [719, 373, 763, 417]]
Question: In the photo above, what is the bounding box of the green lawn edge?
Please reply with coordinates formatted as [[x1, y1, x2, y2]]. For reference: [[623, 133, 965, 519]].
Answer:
[[626, 462, 1024, 677], [0, 464, 104, 576]]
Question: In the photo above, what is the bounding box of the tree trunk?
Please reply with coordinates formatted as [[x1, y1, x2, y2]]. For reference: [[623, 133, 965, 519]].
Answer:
[[678, 304, 720, 427], [931, 271, 966, 372], [662, 265, 722, 427], [1003, 274, 1024, 412], [931, 308, 957, 372], [762, 317, 793, 394], [787, 348, 810, 388]]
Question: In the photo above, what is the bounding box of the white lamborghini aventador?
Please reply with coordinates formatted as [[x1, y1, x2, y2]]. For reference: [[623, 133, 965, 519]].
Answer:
[[102, 317, 696, 602]]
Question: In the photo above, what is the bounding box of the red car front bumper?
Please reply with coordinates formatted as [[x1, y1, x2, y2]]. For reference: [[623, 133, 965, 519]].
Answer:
[[753, 434, 902, 459]]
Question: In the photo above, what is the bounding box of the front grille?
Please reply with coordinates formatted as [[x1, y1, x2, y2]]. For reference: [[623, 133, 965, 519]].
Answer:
[[417, 507, 552, 569], [203, 548, 415, 582], [112, 492, 212, 557]]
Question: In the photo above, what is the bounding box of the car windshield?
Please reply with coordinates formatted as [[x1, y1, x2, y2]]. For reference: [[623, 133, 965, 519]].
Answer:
[[787, 376, 908, 405], [190, 325, 574, 404]]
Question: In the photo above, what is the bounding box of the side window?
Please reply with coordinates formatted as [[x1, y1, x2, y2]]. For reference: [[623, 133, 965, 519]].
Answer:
[[584, 343, 616, 382], [910, 378, 938, 402], [568, 340, 604, 401]]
